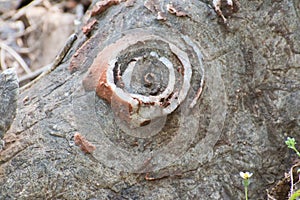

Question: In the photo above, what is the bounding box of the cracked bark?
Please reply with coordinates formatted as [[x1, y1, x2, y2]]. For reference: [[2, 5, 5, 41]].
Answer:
[[0, 0, 299, 199]]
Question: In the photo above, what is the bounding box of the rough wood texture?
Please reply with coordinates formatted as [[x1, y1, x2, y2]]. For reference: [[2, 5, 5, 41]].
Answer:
[[0, 0, 299, 199], [0, 69, 18, 140]]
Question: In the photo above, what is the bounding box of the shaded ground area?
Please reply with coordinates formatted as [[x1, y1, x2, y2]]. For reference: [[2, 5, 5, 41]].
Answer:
[[0, 0, 91, 86]]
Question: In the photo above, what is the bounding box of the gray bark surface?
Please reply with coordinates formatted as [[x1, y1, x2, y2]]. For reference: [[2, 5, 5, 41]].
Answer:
[[0, 0, 299, 199], [0, 69, 18, 140]]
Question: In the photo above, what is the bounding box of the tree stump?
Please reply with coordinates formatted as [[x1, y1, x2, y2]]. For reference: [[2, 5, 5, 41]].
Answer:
[[0, 0, 299, 199]]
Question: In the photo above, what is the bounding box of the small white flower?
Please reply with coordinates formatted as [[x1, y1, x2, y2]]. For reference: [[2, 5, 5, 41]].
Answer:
[[240, 171, 253, 180]]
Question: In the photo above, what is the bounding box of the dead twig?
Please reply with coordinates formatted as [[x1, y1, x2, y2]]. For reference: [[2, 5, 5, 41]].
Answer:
[[12, 0, 44, 20], [14, 20, 44, 38], [20, 33, 77, 92]]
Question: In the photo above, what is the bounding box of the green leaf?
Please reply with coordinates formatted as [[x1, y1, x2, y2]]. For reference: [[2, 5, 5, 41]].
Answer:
[[289, 189, 300, 200]]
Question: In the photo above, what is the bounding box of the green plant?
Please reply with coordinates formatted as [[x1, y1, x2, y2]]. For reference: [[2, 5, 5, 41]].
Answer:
[[240, 171, 253, 200], [285, 137, 300, 200], [289, 189, 300, 200], [285, 137, 300, 157]]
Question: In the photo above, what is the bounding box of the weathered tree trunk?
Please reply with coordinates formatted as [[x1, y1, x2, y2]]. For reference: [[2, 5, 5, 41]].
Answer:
[[1, 0, 299, 199]]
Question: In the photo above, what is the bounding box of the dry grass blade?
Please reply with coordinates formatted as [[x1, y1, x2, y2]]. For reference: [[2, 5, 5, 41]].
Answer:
[[0, 48, 7, 70], [0, 42, 32, 74]]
